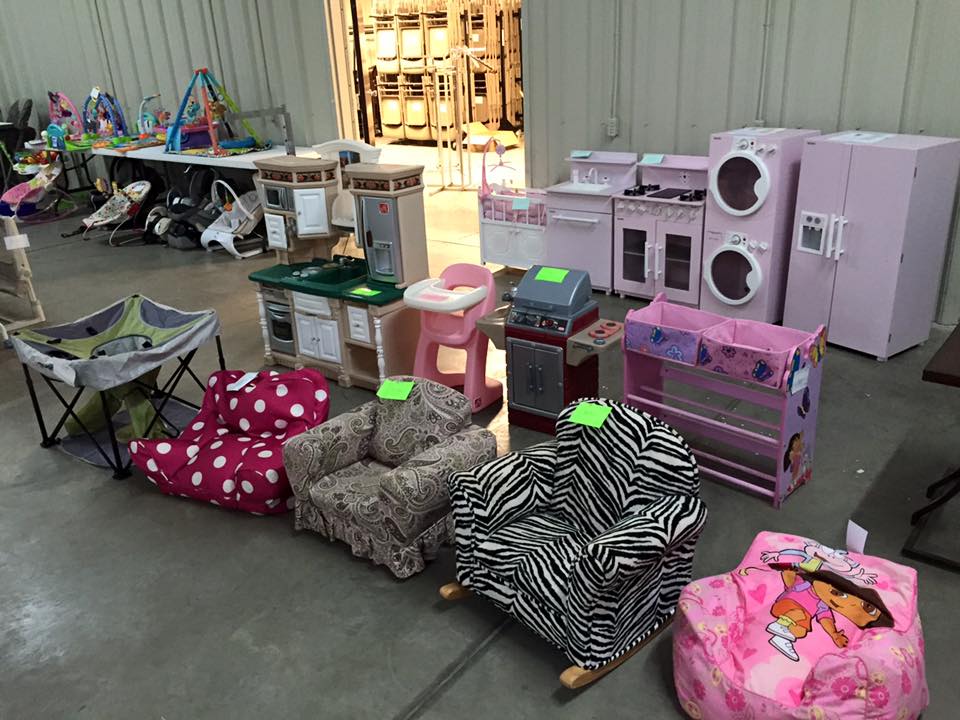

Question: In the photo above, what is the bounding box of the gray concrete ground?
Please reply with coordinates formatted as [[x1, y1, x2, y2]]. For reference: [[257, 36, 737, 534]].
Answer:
[[2, 214, 959, 719]]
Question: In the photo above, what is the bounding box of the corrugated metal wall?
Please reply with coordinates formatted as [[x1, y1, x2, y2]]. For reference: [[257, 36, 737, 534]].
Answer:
[[522, 0, 960, 323], [0, 0, 339, 146]]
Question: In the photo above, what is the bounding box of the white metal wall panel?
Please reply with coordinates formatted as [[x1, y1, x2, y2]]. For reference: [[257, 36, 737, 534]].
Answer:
[[523, 0, 960, 322]]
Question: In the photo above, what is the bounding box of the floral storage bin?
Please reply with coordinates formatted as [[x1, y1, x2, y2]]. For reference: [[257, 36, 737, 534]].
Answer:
[[624, 297, 727, 366], [698, 319, 814, 388]]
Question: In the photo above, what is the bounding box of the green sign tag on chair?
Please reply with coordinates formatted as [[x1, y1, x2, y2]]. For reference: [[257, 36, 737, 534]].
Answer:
[[569, 402, 612, 428], [377, 379, 414, 401]]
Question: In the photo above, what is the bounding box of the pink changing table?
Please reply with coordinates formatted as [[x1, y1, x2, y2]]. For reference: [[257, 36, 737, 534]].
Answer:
[[623, 294, 825, 507]]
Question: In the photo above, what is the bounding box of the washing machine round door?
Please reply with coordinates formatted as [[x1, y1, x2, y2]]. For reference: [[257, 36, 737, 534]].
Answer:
[[704, 245, 763, 305], [709, 151, 771, 216]]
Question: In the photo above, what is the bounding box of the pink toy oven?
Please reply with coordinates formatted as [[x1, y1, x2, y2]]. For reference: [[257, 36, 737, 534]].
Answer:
[[700, 127, 818, 323], [623, 293, 825, 507], [783, 131, 960, 361], [544, 151, 638, 292], [613, 155, 708, 305]]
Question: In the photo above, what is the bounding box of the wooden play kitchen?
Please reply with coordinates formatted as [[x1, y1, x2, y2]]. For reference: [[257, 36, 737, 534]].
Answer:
[[249, 161, 427, 390], [622, 294, 825, 507]]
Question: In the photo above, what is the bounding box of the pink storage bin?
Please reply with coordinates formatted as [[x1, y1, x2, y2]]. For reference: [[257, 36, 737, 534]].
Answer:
[[624, 295, 727, 366], [699, 319, 814, 388]]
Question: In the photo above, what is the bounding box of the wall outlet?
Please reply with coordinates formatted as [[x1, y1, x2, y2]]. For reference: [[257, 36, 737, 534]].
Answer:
[[606, 116, 619, 138]]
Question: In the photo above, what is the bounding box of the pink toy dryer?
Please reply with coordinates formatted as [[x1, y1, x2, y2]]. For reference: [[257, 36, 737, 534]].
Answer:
[[783, 131, 960, 360], [700, 127, 818, 322], [404, 264, 503, 412]]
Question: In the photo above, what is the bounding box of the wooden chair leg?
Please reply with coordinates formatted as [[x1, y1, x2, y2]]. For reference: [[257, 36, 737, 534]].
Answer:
[[439, 581, 471, 601], [559, 617, 673, 690]]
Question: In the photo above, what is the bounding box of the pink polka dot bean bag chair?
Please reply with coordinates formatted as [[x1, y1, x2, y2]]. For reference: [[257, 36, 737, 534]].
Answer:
[[673, 531, 927, 719], [129, 369, 330, 514]]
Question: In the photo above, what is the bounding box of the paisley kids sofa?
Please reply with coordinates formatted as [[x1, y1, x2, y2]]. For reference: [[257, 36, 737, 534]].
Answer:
[[673, 531, 927, 719]]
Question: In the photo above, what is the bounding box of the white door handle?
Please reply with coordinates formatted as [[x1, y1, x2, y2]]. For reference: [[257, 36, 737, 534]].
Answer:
[[552, 214, 599, 225], [643, 241, 651, 278], [654, 243, 662, 279], [833, 216, 848, 261], [825, 214, 836, 258]]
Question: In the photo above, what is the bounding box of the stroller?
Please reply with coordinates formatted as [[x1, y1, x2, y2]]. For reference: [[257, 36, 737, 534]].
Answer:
[[199, 179, 264, 259]]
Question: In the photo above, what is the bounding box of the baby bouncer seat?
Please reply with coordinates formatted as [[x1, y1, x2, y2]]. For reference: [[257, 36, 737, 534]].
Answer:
[[403, 263, 502, 412]]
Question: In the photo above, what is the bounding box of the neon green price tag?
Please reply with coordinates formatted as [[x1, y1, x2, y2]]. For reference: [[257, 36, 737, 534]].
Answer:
[[349, 287, 381, 297], [569, 402, 612, 428], [377, 379, 414, 401], [535, 267, 569, 283]]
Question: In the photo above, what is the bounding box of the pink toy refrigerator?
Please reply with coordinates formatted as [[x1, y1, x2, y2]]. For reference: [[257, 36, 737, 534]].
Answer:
[[783, 131, 960, 360]]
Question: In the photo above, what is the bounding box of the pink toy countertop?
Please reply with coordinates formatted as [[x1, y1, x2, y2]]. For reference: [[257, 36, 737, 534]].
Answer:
[[818, 130, 960, 150], [639, 154, 708, 171], [564, 150, 638, 165]]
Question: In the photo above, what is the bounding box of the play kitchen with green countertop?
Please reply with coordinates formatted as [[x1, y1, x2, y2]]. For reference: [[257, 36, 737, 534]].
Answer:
[[249, 158, 426, 390]]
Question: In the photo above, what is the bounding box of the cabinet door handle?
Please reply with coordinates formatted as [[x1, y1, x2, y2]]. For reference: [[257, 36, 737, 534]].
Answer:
[[552, 214, 599, 225], [527, 362, 536, 392], [654, 243, 662, 279], [833, 216, 848, 261], [644, 241, 651, 278], [536, 365, 544, 393]]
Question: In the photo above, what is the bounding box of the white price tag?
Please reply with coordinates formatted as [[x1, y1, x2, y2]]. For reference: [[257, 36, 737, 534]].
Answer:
[[4, 233, 29, 250], [227, 372, 258, 391], [846, 520, 868, 554], [790, 365, 810, 394]]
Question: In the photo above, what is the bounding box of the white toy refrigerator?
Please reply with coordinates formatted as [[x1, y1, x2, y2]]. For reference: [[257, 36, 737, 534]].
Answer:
[[782, 131, 960, 360]]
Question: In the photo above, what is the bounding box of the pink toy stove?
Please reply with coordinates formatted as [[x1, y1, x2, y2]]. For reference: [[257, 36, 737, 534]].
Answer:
[[613, 154, 708, 305], [623, 293, 826, 507], [783, 131, 960, 360], [544, 151, 638, 292], [701, 127, 818, 323]]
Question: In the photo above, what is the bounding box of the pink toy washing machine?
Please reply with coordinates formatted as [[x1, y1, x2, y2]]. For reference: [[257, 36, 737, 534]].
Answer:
[[700, 127, 818, 322]]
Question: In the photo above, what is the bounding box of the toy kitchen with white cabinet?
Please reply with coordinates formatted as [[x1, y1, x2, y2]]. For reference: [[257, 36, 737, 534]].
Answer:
[[544, 151, 638, 293], [248, 162, 426, 390], [613, 155, 708, 305], [254, 155, 341, 260]]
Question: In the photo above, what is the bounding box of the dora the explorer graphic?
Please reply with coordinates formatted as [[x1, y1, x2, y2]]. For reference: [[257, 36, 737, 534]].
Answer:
[[765, 567, 893, 662]]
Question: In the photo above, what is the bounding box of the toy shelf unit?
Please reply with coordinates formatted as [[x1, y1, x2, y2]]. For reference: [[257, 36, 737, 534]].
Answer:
[[544, 151, 638, 293], [479, 185, 547, 269], [622, 294, 825, 507], [613, 154, 708, 305]]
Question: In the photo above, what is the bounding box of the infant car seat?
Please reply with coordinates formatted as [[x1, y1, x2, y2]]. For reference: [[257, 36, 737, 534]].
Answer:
[[128, 369, 330, 514], [673, 531, 927, 719]]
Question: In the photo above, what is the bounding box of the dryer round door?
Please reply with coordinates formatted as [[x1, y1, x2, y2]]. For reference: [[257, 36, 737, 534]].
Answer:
[[709, 151, 771, 216], [704, 245, 763, 305]]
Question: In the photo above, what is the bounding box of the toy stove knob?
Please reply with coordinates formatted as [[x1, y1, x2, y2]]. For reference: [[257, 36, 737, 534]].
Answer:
[[675, 209, 685, 220], [748, 239, 758, 250], [627, 202, 636, 212], [616, 201, 624, 211], [664, 208, 674, 218], [652, 206, 662, 216], [736, 139, 750, 150], [730, 234, 743, 245]]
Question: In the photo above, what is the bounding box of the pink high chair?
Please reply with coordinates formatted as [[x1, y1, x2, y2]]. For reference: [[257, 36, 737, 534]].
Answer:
[[403, 264, 502, 412]]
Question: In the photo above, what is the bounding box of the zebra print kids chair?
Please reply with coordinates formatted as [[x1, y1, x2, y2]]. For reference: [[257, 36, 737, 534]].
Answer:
[[440, 398, 707, 688]]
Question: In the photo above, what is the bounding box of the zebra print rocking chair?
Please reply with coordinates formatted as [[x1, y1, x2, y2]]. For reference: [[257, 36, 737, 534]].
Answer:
[[441, 398, 707, 688]]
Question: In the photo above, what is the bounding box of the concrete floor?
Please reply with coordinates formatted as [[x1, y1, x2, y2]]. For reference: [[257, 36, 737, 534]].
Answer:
[[2, 214, 960, 720]]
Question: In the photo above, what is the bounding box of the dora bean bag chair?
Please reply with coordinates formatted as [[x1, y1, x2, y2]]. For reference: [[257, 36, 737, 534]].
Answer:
[[673, 532, 927, 719], [129, 369, 330, 514]]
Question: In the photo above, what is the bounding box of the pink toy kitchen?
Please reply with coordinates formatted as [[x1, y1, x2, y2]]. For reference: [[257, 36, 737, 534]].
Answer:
[[544, 150, 637, 293], [613, 154, 708, 305]]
